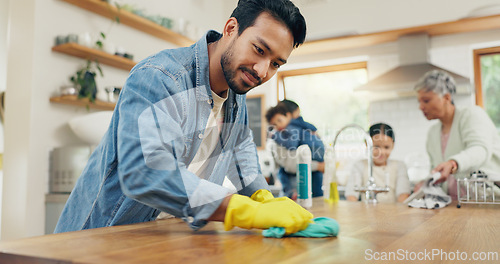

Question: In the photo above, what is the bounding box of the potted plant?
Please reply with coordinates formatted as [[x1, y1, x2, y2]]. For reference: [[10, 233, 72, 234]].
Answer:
[[70, 59, 103, 103], [68, 4, 120, 104]]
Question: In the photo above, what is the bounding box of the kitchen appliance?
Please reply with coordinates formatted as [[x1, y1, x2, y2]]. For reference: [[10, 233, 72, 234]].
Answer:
[[356, 34, 471, 97], [49, 146, 91, 193], [68, 111, 114, 146]]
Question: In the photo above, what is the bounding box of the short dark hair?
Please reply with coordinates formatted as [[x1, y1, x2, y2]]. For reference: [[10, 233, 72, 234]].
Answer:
[[279, 99, 299, 113], [369, 123, 395, 142], [265, 104, 289, 123], [230, 0, 306, 48]]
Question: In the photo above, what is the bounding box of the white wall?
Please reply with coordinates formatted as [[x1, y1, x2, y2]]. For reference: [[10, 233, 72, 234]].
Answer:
[[2, 0, 37, 240], [226, 0, 498, 40], [297, 0, 499, 40], [0, 1, 7, 95], [1, 0, 227, 240], [0, 0, 8, 239]]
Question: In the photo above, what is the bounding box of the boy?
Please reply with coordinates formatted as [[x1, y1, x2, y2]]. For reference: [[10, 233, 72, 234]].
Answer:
[[265, 103, 324, 198], [280, 99, 318, 133]]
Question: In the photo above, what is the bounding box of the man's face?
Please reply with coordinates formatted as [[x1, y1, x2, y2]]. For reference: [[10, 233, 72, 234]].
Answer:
[[221, 12, 294, 94]]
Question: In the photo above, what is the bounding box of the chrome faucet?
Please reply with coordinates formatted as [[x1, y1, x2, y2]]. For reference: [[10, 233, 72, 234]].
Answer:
[[332, 124, 389, 204]]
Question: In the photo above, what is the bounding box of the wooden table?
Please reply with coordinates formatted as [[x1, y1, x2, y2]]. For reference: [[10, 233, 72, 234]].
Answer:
[[0, 199, 499, 264]]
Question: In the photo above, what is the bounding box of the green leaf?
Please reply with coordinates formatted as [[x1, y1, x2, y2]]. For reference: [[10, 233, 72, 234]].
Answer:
[[96, 64, 104, 77], [114, 3, 121, 23]]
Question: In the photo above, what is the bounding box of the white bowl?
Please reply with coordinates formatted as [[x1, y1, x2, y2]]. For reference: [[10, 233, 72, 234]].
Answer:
[[466, 4, 500, 18], [69, 111, 114, 145]]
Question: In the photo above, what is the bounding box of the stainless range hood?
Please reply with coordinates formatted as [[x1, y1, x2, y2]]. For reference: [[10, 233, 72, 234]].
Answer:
[[356, 34, 471, 97]]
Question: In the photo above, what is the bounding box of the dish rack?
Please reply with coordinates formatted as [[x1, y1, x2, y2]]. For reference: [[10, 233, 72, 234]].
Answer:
[[456, 171, 500, 208]]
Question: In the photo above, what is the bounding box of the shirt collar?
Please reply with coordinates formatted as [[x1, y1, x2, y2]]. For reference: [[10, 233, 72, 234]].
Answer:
[[211, 90, 228, 110], [195, 30, 244, 108]]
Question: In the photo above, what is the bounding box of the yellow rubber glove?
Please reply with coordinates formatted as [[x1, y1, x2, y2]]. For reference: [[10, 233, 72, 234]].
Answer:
[[224, 194, 313, 234], [250, 189, 274, 202]]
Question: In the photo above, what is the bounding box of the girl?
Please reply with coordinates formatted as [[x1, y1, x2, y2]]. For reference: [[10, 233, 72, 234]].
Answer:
[[345, 123, 411, 203]]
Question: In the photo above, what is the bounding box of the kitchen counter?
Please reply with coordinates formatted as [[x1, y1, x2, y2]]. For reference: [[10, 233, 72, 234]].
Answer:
[[0, 198, 499, 264]]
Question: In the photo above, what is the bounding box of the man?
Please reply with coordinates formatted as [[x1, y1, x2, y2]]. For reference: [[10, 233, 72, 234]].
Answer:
[[55, 0, 312, 234]]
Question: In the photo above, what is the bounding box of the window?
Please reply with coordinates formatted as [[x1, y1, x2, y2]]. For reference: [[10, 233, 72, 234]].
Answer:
[[276, 62, 368, 144], [473, 46, 500, 132], [276, 62, 369, 185]]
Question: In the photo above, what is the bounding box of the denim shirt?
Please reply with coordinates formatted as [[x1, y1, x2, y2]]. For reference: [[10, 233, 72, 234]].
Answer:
[[55, 31, 269, 233]]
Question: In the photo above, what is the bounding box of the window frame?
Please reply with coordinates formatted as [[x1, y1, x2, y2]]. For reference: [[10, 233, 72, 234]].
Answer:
[[473, 46, 500, 107], [276, 61, 367, 102]]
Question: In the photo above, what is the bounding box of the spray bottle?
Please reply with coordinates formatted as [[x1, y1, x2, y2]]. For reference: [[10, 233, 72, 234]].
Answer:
[[323, 144, 340, 203], [297, 145, 312, 208]]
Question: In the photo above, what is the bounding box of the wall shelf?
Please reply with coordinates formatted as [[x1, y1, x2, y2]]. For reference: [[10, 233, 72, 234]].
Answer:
[[60, 0, 194, 47], [50, 95, 115, 111], [52, 43, 135, 71], [296, 14, 500, 55]]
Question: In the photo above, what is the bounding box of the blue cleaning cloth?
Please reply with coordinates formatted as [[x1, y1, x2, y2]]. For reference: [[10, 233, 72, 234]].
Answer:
[[262, 217, 340, 238]]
